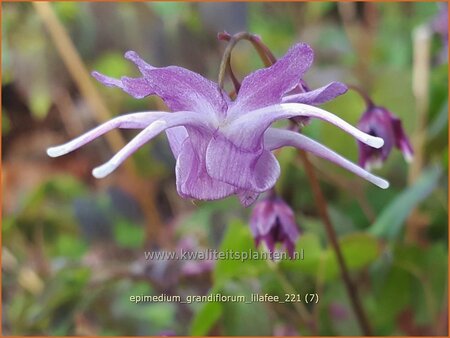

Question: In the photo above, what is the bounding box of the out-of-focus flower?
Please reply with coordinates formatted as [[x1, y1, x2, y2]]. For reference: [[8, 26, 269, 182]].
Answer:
[[249, 194, 299, 257], [158, 330, 176, 336], [47, 43, 388, 207], [357, 103, 413, 170], [177, 237, 214, 277], [431, 3, 448, 63], [273, 323, 299, 336], [329, 302, 349, 321]]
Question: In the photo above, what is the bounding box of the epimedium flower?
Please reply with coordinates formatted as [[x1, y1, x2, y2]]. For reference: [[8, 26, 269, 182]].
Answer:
[[357, 102, 413, 170], [47, 43, 389, 207], [249, 194, 299, 257]]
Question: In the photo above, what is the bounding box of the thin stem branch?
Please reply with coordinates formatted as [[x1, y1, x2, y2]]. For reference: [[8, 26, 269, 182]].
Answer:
[[218, 32, 252, 89], [217, 31, 277, 90]]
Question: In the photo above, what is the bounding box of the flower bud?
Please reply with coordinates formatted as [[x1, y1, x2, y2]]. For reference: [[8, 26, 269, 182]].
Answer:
[[357, 105, 413, 170], [249, 195, 300, 257]]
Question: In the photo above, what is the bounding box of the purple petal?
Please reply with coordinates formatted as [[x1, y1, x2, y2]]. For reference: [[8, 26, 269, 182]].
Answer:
[[92, 72, 150, 99], [264, 128, 389, 189], [237, 190, 260, 207], [284, 239, 296, 258], [229, 103, 385, 149], [165, 127, 188, 158], [357, 142, 382, 170], [250, 199, 278, 237], [357, 107, 395, 161], [391, 115, 414, 162], [47, 111, 171, 158], [274, 200, 299, 243], [92, 51, 230, 118], [92, 112, 208, 178], [228, 43, 314, 118], [205, 134, 280, 192], [282, 82, 348, 105], [175, 128, 237, 200]]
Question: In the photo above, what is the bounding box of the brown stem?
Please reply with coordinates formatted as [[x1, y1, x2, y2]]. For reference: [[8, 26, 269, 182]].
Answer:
[[218, 32, 252, 89], [217, 31, 277, 90], [218, 31, 275, 68], [298, 150, 373, 335], [347, 84, 374, 108]]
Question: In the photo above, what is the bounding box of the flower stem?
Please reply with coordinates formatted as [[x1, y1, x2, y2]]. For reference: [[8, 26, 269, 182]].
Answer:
[[217, 31, 276, 90], [347, 84, 375, 108], [218, 32, 249, 90], [298, 150, 373, 336]]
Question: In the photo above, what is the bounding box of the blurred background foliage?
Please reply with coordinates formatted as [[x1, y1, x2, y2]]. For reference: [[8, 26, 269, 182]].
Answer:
[[2, 2, 448, 336]]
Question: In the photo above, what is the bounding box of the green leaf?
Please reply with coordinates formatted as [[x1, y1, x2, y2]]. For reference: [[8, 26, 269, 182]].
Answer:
[[53, 234, 88, 259], [281, 232, 379, 281], [321, 233, 380, 280], [373, 265, 412, 327], [369, 166, 442, 240], [190, 291, 222, 336], [213, 219, 266, 284], [428, 99, 448, 139], [113, 219, 145, 249], [221, 282, 272, 336], [280, 232, 323, 275]]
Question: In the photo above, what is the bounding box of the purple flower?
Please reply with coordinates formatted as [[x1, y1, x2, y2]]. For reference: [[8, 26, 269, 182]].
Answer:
[[357, 104, 413, 170], [249, 195, 299, 257], [431, 3, 448, 63], [47, 43, 388, 207], [432, 3, 448, 41]]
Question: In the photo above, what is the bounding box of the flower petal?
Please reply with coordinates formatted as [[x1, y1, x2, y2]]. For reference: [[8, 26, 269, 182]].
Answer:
[[391, 115, 414, 162], [357, 142, 381, 170], [92, 112, 208, 178], [228, 43, 313, 117], [274, 201, 299, 242], [237, 190, 260, 207], [229, 103, 385, 149], [165, 127, 188, 158], [250, 200, 278, 236], [357, 107, 395, 160], [175, 128, 236, 200], [282, 82, 348, 105], [92, 51, 230, 118], [205, 134, 280, 192], [47, 111, 171, 158], [264, 128, 389, 189]]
